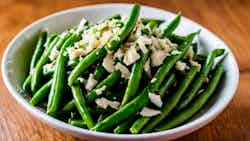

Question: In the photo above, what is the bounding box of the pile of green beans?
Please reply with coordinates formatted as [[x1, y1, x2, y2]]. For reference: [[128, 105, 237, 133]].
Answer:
[[22, 4, 225, 134]]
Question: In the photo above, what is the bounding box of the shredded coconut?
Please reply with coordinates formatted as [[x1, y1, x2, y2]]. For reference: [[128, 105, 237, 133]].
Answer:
[[123, 45, 140, 66], [95, 85, 106, 95], [67, 47, 85, 60], [144, 58, 151, 78], [85, 73, 98, 91], [150, 78, 157, 83], [149, 92, 163, 108], [175, 61, 190, 71], [115, 63, 131, 79], [140, 107, 161, 117], [43, 63, 54, 73], [102, 54, 115, 73], [95, 97, 120, 110], [151, 49, 168, 67], [77, 77, 86, 84], [49, 48, 59, 61]]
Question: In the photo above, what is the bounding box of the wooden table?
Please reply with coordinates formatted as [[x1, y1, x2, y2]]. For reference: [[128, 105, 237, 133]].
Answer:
[[0, 0, 249, 140]]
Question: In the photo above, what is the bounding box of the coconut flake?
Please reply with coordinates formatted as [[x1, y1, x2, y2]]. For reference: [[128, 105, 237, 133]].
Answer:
[[136, 36, 150, 54], [149, 92, 163, 108], [175, 61, 190, 71], [95, 97, 120, 110], [114, 48, 125, 60], [123, 45, 140, 66], [144, 58, 151, 78], [67, 47, 85, 60], [115, 63, 130, 79], [140, 107, 161, 117], [102, 54, 115, 73], [49, 47, 59, 61], [77, 77, 86, 84], [185, 47, 194, 59], [85, 73, 98, 91], [95, 85, 106, 95], [190, 60, 201, 71], [150, 78, 157, 83], [43, 63, 54, 73], [151, 49, 168, 67]]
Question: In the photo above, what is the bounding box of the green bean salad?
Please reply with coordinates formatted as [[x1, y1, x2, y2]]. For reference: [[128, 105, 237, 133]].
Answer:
[[23, 4, 225, 134]]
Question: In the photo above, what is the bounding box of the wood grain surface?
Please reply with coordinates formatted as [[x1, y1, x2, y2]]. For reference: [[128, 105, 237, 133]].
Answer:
[[0, 0, 249, 140]]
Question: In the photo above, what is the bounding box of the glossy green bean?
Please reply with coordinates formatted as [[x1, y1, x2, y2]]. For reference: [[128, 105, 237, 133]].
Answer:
[[22, 75, 32, 91], [141, 18, 165, 26], [142, 66, 198, 133], [155, 64, 223, 131], [176, 48, 225, 110], [68, 119, 86, 128], [47, 34, 80, 116], [114, 116, 136, 134], [121, 53, 149, 106], [30, 31, 47, 73], [162, 14, 181, 38], [91, 88, 149, 132], [92, 32, 197, 132], [68, 4, 140, 86], [30, 80, 52, 106], [71, 84, 95, 129], [31, 33, 66, 92], [86, 70, 121, 103]]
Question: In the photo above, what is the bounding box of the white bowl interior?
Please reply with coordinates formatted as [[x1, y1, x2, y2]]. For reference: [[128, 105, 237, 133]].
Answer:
[[2, 4, 239, 141]]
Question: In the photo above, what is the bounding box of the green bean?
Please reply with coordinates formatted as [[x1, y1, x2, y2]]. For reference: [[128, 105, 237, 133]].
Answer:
[[86, 70, 121, 103], [149, 31, 197, 92], [47, 34, 80, 116], [22, 75, 32, 91], [23, 33, 56, 91], [142, 19, 163, 35], [68, 4, 140, 86], [121, 53, 149, 106], [91, 88, 149, 132], [31, 33, 68, 92], [43, 34, 58, 50], [130, 116, 151, 134], [92, 32, 197, 132], [93, 65, 107, 81], [130, 73, 176, 134], [158, 72, 176, 98], [68, 119, 86, 128], [141, 18, 165, 26], [194, 54, 207, 63], [98, 14, 122, 24], [168, 34, 186, 44], [162, 14, 181, 38], [142, 66, 198, 133], [59, 100, 75, 114], [59, 99, 116, 116], [59, 65, 107, 114], [107, 4, 140, 50], [30, 80, 52, 106], [66, 58, 79, 69], [128, 73, 176, 134], [71, 84, 95, 129], [97, 114, 109, 123], [43, 59, 79, 77], [114, 116, 136, 134], [155, 64, 224, 131], [176, 48, 225, 110], [30, 31, 47, 73]]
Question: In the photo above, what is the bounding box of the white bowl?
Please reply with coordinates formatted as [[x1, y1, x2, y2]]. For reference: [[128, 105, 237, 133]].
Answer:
[[1, 3, 239, 141]]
